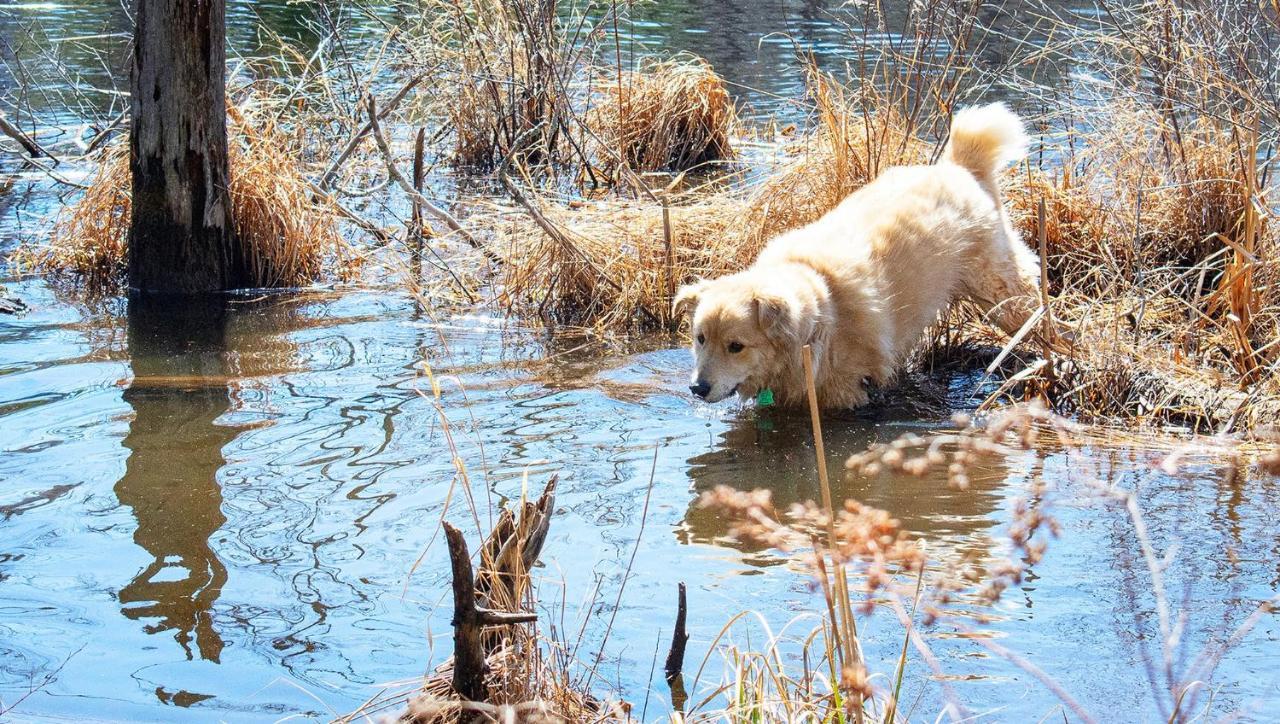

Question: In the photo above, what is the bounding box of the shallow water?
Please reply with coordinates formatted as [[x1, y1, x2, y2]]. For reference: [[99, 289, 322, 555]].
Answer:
[[2, 1, 1280, 722], [1, 281, 1278, 721]]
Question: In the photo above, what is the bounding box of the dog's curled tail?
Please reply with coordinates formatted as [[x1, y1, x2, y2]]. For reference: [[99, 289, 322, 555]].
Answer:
[[942, 102, 1028, 186]]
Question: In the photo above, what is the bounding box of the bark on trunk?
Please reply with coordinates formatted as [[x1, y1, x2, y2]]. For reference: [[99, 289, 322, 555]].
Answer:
[[129, 0, 248, 294]]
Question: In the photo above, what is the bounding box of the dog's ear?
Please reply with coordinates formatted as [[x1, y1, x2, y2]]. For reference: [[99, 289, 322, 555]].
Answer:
[[753, 293, 794, 344], [672, 280, 706, 318]]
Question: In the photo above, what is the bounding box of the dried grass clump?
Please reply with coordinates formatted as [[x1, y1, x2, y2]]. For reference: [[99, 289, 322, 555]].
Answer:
[[393, 645, 620, 723], [588, 56, 737, 174], [12, 141, 133, 292], [415, 0, 585, 171], [496, 196, 752, 329], [1007, 103, 1259, 291], [15, 105, 356, 295], [225, 107, 358, 287]]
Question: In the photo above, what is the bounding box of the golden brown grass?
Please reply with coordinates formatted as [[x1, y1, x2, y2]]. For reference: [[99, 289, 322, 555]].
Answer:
[[410, 0, 587, 171], [497, 74, 927, 331], [495, 194, 749, 330], [14, 103, 357, 295], [1008, 103, 1259, 291], [588, 55, 737, 174]]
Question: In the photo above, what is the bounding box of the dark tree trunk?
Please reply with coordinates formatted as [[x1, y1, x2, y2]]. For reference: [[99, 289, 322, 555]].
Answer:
[[129, 0, 248, 294]]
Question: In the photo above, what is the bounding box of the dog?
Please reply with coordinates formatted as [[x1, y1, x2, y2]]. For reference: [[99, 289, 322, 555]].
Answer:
[[674, 103, 1044, 409]]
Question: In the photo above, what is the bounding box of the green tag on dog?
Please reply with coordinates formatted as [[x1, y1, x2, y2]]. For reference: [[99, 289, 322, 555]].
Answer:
[[756, 388, 775, 407]]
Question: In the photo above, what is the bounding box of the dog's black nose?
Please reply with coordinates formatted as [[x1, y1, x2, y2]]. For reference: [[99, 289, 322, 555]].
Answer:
[[689, 381, 711, 399]]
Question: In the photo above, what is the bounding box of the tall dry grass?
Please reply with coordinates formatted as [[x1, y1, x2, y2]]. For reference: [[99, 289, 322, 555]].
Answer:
[[991, 0, 1280, 424], [1011, 104, 1256, 289], [588, 55, 737, 175], [14, 101, 358, 295], [408, 0, 591, 172]]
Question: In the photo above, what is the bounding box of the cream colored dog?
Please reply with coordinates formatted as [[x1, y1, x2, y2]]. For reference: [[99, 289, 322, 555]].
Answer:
[[676, 103, 1043, 408]]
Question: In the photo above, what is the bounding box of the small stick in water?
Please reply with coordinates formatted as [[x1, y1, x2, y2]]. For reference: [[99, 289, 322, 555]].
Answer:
[[664, 582, 688, 683]]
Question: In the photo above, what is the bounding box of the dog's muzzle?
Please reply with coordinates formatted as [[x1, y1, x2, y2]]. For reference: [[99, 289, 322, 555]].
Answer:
[[689, 380, 711, 399]]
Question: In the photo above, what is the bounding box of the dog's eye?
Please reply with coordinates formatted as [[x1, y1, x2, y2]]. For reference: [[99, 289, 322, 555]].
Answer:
[[696, 333, 705, 345], [727, 341, 744, 354]]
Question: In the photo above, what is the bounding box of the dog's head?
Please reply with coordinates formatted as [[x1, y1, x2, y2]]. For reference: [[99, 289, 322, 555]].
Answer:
[[673, 274, 806, 403]]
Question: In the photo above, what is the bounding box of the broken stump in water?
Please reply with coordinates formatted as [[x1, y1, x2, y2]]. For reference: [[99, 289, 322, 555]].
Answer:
[[340, 475, 627, 723], [444, 475, 556, 711], [443, 522, 538, 705], [403, 477, 566, 722]]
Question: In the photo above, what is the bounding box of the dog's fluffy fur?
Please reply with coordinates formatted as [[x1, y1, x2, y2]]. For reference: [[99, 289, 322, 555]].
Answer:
[[675, 103, 1043, 408]]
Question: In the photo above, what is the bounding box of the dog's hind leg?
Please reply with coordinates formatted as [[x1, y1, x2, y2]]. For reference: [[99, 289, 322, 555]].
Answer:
[[962, 227, 1045, 338]]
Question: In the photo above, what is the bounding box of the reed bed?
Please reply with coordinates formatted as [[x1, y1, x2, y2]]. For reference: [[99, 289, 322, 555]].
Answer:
[[495, 69, 1279, 429], [497, 74, 928, 330], [588, 55, 737, 174], [408, 0, 589, 172], [14, 102, 357, 295], [1009, 104, 1262, 292], [743, 75, 931, 245]]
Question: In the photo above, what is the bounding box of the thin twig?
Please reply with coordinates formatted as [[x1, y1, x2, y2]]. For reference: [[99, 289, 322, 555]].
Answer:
[[318, 74, 424, 190], [0, 108, 52, 159], [365, 96, 487, 254]]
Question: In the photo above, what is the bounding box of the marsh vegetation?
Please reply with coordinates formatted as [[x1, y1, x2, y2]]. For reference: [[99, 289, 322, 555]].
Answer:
[[1, 0, 1278, 721]]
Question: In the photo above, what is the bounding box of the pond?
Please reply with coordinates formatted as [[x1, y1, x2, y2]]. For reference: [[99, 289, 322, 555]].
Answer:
[[1, 1, 1278, 722]]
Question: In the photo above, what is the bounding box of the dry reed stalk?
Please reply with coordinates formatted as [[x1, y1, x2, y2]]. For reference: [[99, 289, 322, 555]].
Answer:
[[587, 55, 737, 174], [14, 101, 359, 295], [411, 0, 590, 172]]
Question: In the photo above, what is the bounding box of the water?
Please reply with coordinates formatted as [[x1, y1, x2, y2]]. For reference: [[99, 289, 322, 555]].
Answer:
[[2, 1, 1279, 722]]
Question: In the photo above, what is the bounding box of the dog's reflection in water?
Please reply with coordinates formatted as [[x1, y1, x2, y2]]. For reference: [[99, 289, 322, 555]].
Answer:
[[679, 406, 1010, 566]]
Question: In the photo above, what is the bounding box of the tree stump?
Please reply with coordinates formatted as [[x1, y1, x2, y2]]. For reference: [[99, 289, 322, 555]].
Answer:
[[442, 476, 557, 712], [129, 0, 248, 294]]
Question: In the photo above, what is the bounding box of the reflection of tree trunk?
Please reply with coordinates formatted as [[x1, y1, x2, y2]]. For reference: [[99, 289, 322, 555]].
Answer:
[[115, 296, 234, 663], [129, 0, 246, 293]]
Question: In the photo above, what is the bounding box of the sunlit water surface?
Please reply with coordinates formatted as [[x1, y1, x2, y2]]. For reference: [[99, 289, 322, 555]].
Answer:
[[2, 1, 1279, 722]]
